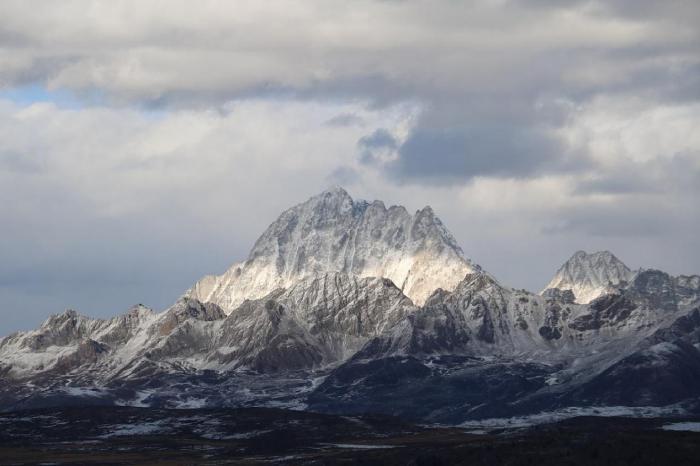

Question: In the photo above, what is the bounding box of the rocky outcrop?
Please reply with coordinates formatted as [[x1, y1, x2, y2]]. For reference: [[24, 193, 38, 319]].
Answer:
[[156, 298, 225, 336], [568, 294, 637, 331], [542, 288, 576, 304]]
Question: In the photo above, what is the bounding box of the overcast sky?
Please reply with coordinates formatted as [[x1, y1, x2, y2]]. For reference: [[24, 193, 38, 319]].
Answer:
[[1, 0, 699, 334]]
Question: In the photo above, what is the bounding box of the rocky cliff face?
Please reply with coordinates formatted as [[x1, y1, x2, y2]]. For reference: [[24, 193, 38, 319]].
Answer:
[[542, 250, 633, 304], [187, 187, 474, 311]]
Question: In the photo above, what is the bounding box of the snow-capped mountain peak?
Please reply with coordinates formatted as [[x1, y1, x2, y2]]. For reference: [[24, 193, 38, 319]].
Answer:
[[187, 187, 474, 311], [542, 250, 633, 304]]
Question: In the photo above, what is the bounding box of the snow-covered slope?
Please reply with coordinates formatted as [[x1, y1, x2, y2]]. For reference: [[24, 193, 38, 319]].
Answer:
[[187, 187, 474, 311], [0, 273, 415, 382], [542, 250, 633, 304], [310, 269, 700, 422], [0, 299, 231, 382], [352, 270, 688, 363], [0, 304, 157, 380]]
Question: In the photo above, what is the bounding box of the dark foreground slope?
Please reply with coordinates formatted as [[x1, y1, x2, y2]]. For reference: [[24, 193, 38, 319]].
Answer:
[[1, 406, 700, 465]]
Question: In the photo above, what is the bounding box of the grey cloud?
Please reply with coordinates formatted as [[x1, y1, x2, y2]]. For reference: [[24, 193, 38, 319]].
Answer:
[[600, 0, 700, 24], [544, 155, 700, 238], [0, 55, 80, 89], [516, 0, 700, 27], [542, 201, 674, 237], [0, 1, 692, 108], [583, 52, 700, 105], [0, 150, 44, 173], [574, 153, 700, 196], [357, 128, 399, 165], [574, 176, 657, 195], [324, 113, 365, 127], [382, 123, 584, 184], [327, 166, 361, 186], [358, 128, 397, 150]]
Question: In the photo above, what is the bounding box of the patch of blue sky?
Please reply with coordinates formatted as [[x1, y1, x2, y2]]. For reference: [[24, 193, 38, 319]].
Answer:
[[0, 84, 104, 109]]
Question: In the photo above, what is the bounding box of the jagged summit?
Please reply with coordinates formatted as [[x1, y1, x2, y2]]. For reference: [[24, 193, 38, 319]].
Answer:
[[542, 250, 633, 304], [187, 187, 474, 311]]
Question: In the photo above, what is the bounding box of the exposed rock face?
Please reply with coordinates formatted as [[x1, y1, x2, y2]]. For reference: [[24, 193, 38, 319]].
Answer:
[[54, 339, 110, 373], [210, 273, 416, 371], [214, 298, 324, 372], [646, 308, 700, 346], [98, 305, 155, 347], [567, 294, 637, 331], [156, 298, 225, 336], [542, 250, 632, 304], [187, 187, 474, 311], [542, 288, 576, 304], [676, 275, 700, 308], [625, 270, 700, 313]]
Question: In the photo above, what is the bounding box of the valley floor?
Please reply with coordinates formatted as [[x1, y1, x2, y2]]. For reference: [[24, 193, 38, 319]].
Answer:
[[1, 407, 699, 465]]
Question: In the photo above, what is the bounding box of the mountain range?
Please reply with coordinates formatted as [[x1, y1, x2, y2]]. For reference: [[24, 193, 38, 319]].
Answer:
[[1, 187, 699, 423]]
